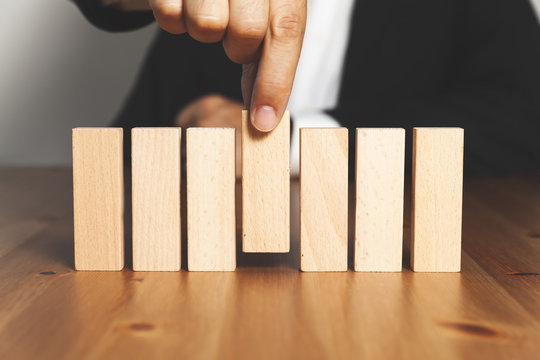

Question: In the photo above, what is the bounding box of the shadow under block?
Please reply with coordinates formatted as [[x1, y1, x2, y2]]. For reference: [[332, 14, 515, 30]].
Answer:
[[412, 127, 464, 272], [187, 128, 236, 271], [72, 128, 124, 271], [355, 128, 405, 272], [242, 110, 290, 253], [300, 128, 348, 272], [132, 128, 181, 271]]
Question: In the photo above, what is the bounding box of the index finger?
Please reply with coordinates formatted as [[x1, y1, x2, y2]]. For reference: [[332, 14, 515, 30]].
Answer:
[[249, 0, 306, 132]]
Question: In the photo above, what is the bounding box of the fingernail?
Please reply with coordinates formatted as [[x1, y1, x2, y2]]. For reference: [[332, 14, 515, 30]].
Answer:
[[253, 106, 277, 132]]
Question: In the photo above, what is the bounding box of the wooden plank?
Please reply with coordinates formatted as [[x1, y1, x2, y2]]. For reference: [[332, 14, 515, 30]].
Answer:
[[242, 110, 290, 253], [2, 168, 540, 359], [409, 253, 540, 358], [355, 128, 405, 272], [131, 128, 181, 271], [300, 128, 348, 272], [72, 128, 124, 271], [187, 128, 236, 271], [412, 127, 464, 272], [459, 178, 540, 320]]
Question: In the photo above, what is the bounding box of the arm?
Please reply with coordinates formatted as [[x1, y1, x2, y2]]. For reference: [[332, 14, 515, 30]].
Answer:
[[72, 0, 154, 32], [102, 0, 150, 11]]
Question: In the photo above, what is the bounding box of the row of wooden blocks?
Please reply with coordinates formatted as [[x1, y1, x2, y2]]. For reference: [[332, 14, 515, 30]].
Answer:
[[73, 111, 464, 272]]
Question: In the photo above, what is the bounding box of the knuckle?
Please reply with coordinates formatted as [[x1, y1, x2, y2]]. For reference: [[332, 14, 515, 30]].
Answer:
[[228, 19, 266, 43], [191, 15, 227, 35], [153, 3, 182, 22], [270, 13, 304, 40]]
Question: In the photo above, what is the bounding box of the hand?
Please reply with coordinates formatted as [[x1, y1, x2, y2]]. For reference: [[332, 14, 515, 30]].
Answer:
[[148, 0, 307, 132], [175, 94, 243, 177]]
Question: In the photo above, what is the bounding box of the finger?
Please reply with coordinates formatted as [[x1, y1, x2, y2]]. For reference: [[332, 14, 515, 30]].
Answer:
[[149, 0, 187, 34], [241, 62, 258, 108], [184, 0, 229, 43], [249, 0, 306, 132], [223, 0, 268, 64]]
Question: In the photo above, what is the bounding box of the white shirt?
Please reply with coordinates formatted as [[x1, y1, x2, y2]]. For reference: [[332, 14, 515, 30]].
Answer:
[[288, 0, 356, 175]]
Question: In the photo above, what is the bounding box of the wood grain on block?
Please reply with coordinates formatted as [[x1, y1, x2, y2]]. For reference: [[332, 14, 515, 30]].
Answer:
[[242, 110, 290, 253], [412, 127, 464, 272], [72, 128, 124, 271], [355, 128, 405, 272], [187, 128, 236, 271], [132, 128, 181, 271], [300, 128, 348, 272]]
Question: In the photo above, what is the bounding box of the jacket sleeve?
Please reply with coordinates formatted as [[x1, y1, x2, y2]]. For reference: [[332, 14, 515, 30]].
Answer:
[[72, 0, 155, 32]]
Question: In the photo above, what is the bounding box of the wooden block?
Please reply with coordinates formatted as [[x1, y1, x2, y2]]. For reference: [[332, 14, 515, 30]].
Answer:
[[300, 128, 348, 271], [72, 128, 124, 271], [355, 128, 405, 272], [132, 128, 181, 271], [242, 110, 290, 253], [187, 128, 236, 271], [412, 127, 464, 272]]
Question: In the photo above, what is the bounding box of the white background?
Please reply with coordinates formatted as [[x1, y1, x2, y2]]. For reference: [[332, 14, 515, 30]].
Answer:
[[0, 1, 155, 165]]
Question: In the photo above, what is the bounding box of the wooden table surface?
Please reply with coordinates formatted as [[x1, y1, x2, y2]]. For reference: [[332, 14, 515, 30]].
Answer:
[[0, 167, 539, 359]]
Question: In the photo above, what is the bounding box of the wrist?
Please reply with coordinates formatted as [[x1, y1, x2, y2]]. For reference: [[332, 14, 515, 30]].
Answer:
[[102, 0, 151, 11]]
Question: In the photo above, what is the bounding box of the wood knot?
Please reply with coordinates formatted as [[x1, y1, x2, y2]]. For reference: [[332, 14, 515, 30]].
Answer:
[[438, 322, 500, 338], [508, 272, 539, 276], [129, 323, 155, 332], [39, 271, 56, 276]]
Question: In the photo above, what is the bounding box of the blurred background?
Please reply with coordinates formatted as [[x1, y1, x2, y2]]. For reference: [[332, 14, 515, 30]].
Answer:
[[0, 0, 539, 166], [0, 1, 156, 165]]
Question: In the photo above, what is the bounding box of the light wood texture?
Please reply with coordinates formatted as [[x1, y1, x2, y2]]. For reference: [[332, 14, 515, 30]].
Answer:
[[241, 110, 290, 253], [355, 128, 405, 272], [1, 167, 540, 359], [186, 128, 236, 271], [412, 127, 464, 272], [131, 128, 181, 271], [72, 128, 124, 271], [300, 128, 348, 272]]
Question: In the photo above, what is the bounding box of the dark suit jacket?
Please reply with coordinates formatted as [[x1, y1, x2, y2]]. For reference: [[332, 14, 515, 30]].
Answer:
[[75, 0, 540, 173]]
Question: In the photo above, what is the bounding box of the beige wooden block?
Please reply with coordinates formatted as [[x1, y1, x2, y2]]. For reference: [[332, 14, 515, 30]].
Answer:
[[355, 128, 405, 272], [242, 110, 290, 253], [132, 128, 181, 271], [187, 128, 236, 271], [72, 128, 124, 271], [300, 128, 348, 272], [412, 127, 464, 272]]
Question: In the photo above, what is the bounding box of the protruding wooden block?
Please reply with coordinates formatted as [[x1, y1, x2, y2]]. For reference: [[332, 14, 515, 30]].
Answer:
[[72, 128, 124, 271], [187, 128, 236, 271], [242, 110, 290, 253], [355, 128, 405, 272], [132, 128, 181, 271], [412, 127, 464, 272], [300, 128, 348, 272]]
